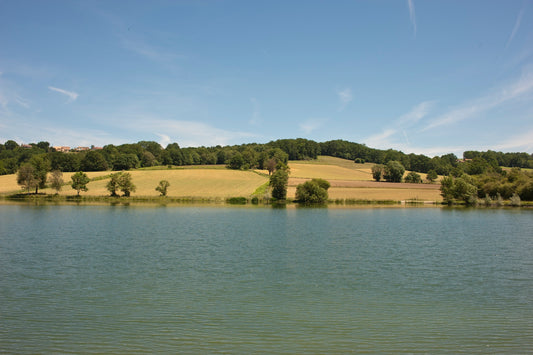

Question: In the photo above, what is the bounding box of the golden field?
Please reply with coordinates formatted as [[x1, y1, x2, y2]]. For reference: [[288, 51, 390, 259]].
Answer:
[[0, 157, 443, 202]]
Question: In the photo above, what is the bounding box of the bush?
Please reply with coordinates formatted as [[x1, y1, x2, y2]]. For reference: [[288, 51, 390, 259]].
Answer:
[[295, 178, 330, 204], [404, 171, 422, 183], [383, 161, 405, 183]]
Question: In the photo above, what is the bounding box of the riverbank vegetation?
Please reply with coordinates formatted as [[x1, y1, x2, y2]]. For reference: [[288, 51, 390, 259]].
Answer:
[[1, 138, 532, 206]]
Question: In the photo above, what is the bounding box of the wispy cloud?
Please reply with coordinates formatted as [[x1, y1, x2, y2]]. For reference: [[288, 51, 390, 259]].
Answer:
[[338, 88, 353, 111], [421, 68, 533, 131], [408, 0, 417, 36], [495, 128, 533, 151], [506, 6, 525, 48], [48, 86, 79, 102], [299, 118, 327, 135], [397, 100, 435, 125], [363, 100, 434, 149]]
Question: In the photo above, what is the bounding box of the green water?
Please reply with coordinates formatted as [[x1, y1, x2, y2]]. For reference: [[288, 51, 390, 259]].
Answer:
[[1, 206, 532, 353]]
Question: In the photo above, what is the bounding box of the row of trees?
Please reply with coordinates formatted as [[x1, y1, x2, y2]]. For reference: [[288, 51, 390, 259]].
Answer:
[[3, 138, 532, 177]]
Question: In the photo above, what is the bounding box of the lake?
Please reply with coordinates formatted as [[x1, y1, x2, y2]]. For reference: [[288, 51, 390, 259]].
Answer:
[[1, 205, 532, 353]]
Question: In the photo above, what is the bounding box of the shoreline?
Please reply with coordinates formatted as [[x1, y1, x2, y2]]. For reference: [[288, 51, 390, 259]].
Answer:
[[1, 193, 530, 209]]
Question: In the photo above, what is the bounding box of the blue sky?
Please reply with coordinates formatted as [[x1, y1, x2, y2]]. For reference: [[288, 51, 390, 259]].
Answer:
[[1, 0, 532, 156]]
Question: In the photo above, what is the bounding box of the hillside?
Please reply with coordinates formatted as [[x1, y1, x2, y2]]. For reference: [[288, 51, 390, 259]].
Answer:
[[0, 156, 442, 202]]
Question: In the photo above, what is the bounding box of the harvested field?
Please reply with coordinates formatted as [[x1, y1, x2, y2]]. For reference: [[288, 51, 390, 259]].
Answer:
[[38, 169, 267, 198]]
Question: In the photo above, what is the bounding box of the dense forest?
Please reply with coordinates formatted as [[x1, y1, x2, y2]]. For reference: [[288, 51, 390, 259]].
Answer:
[[1, 138, 532, 175]]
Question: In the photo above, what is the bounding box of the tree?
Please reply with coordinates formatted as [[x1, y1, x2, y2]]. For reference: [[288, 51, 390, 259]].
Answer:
[[71, 171, 90, 196], [383, 160, 405, 183], [113, 153, 140, 170], [440, 175, 478, 205], [371, 165, 383, 182], [295, 178, 330, 203], [227, 153, 245, 170], [49, 170, 64, 194], [404, 171, 422, 184], [426, 170, 438, 183], [265, 158, 277, 175], [17, 164, 38, 193], [81, 150, 108, 171], [156, 180, 170, 196], [4, 140, 19, 150], [269, 165, 289, 200], [107, 172, 136, 197], [28, 154, 51, 193]]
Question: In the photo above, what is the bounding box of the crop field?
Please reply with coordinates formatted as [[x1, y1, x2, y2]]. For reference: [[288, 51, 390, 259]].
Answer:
[[287, 156, 442, 202], [1, 168, 268, 198], [1, 157, 443, 202]]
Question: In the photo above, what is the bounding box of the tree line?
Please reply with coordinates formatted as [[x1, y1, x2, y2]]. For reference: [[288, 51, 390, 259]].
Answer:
[[1, 137, 533, 180]]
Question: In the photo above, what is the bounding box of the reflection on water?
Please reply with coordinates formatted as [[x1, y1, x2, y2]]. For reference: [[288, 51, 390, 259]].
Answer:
[[1, 206, 532, 353]]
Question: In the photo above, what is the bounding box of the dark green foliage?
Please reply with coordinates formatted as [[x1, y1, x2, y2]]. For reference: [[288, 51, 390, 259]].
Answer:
[[4, 140, 19, 150], [226, 197, 247, 204], [404, 171, 422, 184], [296, 178, 330, 204], [269, 166, 289, 200], [29, 154, 51, 192], [113, 154, 140, 170], [81, 151, 108, 171], [155, 180, 170, 196], [440, 175, 478, 205], [426, 170, 438, 182], [371, 165, 383, 182], [17, 164, 38, 193], [71, 171, 90, 196], [228, 153, 245, 170], [107, 172, 136, 197], [383, 161, 405, 183]]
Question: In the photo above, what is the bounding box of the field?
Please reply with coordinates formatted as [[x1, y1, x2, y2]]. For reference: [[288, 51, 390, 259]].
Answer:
[[0, 157, 443, 202], [287, 156, 442, 202]]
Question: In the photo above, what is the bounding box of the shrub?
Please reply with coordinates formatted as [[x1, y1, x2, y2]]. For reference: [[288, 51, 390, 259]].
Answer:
[[404, 171, 422, 183], [296, 179, 330, 204]]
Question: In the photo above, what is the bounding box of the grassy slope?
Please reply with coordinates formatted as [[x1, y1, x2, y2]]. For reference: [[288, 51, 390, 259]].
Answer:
[[0, 157, 443, 201], [288, 156, 442, 201]]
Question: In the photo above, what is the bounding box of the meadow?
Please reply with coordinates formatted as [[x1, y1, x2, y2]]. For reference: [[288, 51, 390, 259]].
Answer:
[[0, 157, 443, 202]]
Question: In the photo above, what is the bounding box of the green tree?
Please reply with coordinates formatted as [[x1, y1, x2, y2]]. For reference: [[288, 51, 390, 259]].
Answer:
[[49, 170, 64, 194], [156, 180, 170, 196], [17, 164, 38, 193], [296, 178, 330, 203], [383, 160, 405, 183], [440, 175, 478, 205], [28, 155, 51, 193], [269, 165, 289, 200], [71, 171, 90, 196], [81, 150, 108, 171], [371, 165, 383, 182], [404, 171, 422, 183], [113, 153, 140, 170], [426, 169, 438, 183], [107, 172, 136, 197]]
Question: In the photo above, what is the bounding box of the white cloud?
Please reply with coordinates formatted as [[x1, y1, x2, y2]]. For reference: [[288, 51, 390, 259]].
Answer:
[[299, 118, 326, 135], [363, 100, 434, 150], [48, 86, 79, 102], [156, 134, 172, 148], [397, 100, 434, 125], [506, 6, 525, 48], [408, 0, 417, 36], [494, 128, 533, 151], [133, 118, 257, 147], [338, 88, 353, 111], [363, 128, 397, 149], [421, 68, 533, 131]]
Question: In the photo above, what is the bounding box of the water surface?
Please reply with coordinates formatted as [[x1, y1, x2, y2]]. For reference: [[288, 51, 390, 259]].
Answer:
[[1, 206, 532, 353]]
